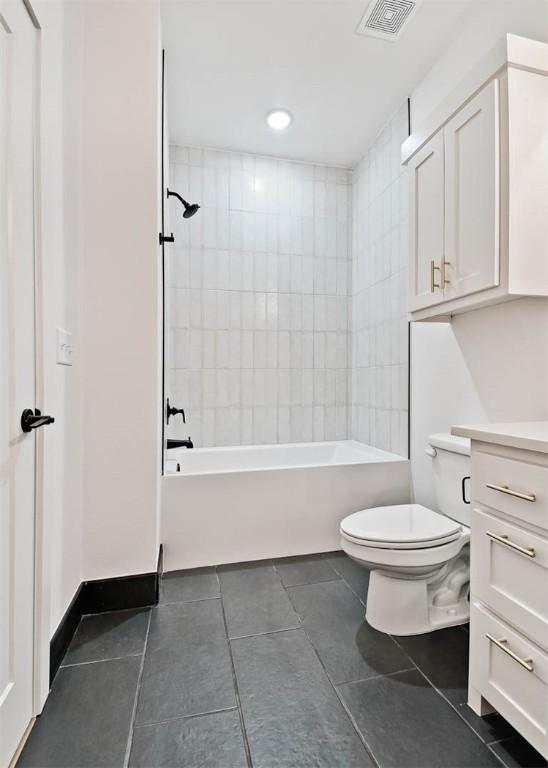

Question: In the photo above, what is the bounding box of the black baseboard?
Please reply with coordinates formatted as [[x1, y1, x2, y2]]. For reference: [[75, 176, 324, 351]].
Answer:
[[49, 551, 162, 684], [80, 571, 158, 615], [49, 584, 85, 684]]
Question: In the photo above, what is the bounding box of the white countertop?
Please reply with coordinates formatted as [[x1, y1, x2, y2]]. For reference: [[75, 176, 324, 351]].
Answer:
[[451, 421, 548, 454]]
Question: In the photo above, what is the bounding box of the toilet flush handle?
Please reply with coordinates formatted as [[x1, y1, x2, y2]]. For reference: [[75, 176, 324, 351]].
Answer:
[[425, 446, 437, 458]]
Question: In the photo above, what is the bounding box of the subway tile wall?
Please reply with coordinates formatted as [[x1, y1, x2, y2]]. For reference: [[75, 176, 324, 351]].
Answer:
[[166, 146, 352, 447], [350, 103, 409, 456]]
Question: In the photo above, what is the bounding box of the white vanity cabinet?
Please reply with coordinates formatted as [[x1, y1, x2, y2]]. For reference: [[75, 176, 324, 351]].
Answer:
[[403, 35, 548, 321], [452, 422, 548, 760]]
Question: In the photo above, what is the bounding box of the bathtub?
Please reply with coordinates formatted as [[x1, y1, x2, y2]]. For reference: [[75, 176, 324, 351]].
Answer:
[[161, 440, 410, 571]]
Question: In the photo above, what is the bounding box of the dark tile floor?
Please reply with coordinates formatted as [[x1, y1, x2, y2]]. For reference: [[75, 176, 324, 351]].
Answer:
[[18, 552, 547, 768]]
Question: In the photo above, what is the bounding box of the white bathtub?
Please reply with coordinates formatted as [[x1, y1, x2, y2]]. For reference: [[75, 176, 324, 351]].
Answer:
[[161, 440, 410, 571]]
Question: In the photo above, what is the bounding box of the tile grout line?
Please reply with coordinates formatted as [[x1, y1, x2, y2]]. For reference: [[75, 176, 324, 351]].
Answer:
[[335, 665, 416, 688], [275, 576, 342, 589], [485, 741, 519, 768], [388, 636, 510, 768], [123, 609, 152, 768], [229, 623, 302, 642], [60, 652, 144, 669], [159, 594, 221, 606], [280, 579, 382, 768], [134, 706, 239, 730], [217, 566, 254, 768], [320, 554, 368, 607]]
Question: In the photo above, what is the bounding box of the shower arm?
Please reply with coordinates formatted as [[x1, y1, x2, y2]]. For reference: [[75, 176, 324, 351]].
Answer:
[[167, 189, 189, 207]]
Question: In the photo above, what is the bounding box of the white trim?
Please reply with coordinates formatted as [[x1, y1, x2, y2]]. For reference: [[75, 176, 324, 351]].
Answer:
[[7, 717, 36, 768], [25, 0, 49, 717]]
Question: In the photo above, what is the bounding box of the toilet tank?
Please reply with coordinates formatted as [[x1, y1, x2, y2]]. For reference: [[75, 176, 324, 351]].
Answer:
[[428, 433, 471, 526]]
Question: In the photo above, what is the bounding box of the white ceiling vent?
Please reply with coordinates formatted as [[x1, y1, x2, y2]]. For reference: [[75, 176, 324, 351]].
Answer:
[[355, 0, 422, 41]]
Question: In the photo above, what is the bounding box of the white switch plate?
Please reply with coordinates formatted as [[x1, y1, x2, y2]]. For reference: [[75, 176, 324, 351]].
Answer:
[[56, 328, 73, 366]]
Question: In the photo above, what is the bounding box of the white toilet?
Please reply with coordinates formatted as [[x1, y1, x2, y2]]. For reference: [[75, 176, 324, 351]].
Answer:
[[340, 433, 471, 636]]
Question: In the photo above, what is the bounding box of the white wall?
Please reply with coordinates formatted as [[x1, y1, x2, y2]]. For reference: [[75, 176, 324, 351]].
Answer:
[[35, 0, 163, 640], [409, 1, 548, 508], [167, 146, 351, 447], [351, 103, 409, 457], [79, 1, 162, 581], [35, 0, 83, 641]]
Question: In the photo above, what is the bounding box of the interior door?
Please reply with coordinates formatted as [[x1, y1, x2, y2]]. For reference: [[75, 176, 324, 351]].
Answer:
[[0, 1, 38, 764], [408, 130, 445, 311], [444, 80, 500, 299]]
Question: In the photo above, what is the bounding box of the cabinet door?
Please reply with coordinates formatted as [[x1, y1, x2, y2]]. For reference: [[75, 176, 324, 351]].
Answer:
[[444, 80, 500, 299], [408, 131, 445, 311]]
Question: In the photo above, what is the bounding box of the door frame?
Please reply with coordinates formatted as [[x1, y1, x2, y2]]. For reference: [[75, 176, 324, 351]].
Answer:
[[18, 0, 49, 719]]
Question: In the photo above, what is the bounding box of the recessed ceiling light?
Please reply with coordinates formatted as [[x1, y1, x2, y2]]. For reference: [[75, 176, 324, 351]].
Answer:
[[266, 109, 292, 131]]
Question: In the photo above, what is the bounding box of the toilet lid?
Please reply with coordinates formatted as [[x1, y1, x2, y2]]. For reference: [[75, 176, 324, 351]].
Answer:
[[340, 504, 463, 549]]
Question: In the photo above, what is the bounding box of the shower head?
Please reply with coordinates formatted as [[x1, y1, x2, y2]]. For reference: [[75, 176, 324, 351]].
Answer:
[[183, 202, 200, 219], [167, 189, 200, 219]]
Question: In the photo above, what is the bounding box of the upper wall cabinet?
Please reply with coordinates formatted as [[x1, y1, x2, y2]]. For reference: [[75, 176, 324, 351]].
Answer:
[[403, 35, 548, 321]]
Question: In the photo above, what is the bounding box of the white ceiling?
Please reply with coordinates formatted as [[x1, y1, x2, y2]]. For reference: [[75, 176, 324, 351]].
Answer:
[[161, 0, 474, 168]]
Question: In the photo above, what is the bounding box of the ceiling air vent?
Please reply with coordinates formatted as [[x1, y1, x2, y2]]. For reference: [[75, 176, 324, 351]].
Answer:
[[355, 0, 422, 41]]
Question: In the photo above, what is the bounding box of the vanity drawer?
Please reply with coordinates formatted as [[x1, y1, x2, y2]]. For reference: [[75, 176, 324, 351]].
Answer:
[[473, 451, 548, 530], [470, 602, 548, 758], [471, 509, 548, 649]]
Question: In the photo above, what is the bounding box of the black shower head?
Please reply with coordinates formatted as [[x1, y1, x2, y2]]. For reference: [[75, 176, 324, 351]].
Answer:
[[183, 202, 200, 219], [167, 189, 200, 219]]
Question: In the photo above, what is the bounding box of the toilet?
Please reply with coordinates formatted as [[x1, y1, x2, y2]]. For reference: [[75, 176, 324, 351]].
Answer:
[[340, 433, 471, 636]]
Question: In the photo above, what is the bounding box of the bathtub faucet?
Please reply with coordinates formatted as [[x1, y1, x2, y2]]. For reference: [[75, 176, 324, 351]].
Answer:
[[166, 437, 194, 450]]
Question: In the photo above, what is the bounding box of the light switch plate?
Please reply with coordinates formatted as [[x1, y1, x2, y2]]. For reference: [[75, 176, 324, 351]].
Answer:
[[56, 328, 73, 366]]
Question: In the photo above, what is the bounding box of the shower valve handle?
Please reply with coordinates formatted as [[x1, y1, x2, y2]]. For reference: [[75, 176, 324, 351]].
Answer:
[[166, 399, 185, 425]]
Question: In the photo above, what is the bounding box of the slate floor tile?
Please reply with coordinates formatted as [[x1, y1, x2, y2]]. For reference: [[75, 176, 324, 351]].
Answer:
[[323, 551, 370, 602], [62, 608, 150, 666], [396, 625, 471, 706], [161, 566, 219, 604], [288, 580, 410, 684], [18, 657, 141, 768], [129, 710, 247, 768], [218, 561, 300, 638], [339, 668, 501, 767], [231, 628, 375, 768], [273, 553, 340, 587], [135, 600, 236, 725], [490, 736, 548, 768]]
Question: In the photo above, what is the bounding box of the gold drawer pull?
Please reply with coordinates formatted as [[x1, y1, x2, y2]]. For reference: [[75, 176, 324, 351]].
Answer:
[[486, 483, 536, 502], [486, 530, 536, 558], [486, 634, 534, 672], [430, 260, 440, 292]]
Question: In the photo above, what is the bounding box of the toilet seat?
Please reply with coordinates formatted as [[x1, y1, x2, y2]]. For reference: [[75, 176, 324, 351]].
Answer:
[[340, 504, 463, 550]]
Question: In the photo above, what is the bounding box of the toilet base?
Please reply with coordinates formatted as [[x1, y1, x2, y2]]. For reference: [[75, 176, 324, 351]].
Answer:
[[365, 553, 470, 635]]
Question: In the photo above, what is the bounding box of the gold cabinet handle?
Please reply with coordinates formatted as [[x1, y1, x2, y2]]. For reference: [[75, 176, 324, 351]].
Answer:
[[486, 634, 534, 672], [486, 530, 536, 558], [430, 260, 440, 292], [485, 483, 536, 502], [441, 259, 451, 286]]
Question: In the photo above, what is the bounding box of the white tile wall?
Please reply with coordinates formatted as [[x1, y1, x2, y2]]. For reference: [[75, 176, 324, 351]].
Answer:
[[350, 102, 409, 457], [167, 146, 352, 447]]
